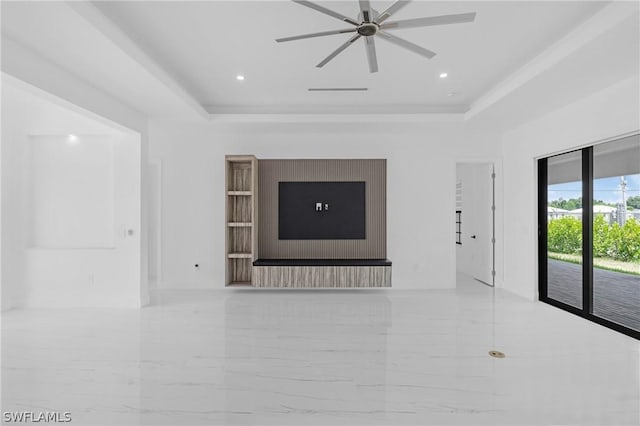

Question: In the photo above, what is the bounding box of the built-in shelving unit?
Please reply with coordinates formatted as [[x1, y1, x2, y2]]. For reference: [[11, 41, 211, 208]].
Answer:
[[225, 155, 258, 286]]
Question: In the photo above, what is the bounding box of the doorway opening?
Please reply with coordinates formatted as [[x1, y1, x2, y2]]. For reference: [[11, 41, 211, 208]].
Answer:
[[455, 162, 496, 287]]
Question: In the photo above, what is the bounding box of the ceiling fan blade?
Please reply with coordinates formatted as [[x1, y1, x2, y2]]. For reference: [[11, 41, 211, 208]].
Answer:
[[317, 34, 362, 68], [375, 1, 411, 24], [380, 12, 476, 30], [276, 28, 357, 43], [292, 0, 359, 26], [364, 36, 378, 73], [359, 0, 372, 22], [377, 31, 436, 59]]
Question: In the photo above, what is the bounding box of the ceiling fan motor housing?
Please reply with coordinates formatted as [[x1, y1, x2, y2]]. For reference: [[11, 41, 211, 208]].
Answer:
[[357, 22, 379, 36]]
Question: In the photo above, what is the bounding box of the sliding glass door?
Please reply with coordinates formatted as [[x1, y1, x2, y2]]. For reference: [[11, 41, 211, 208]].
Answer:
[[544, 150, 584, 309], [539, 134, 640, 339], [592, 137, 640, 331]]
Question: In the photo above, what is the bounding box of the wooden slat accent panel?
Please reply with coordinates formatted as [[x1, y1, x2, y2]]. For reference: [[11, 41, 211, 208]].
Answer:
[[252, 159, 259, 262], [229, 258, 252, 283], [227, 161, 252, 191], [258, 159, 386, 259], [227, 196, 251, 223], [253, 266, 391, 288], [228, 227, 251, 253]]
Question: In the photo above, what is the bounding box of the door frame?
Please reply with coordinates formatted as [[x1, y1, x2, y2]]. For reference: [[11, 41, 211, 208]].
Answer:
[[148, 158, 163, 288], [538, 141, 640, 340], [455, 160, 496, 287]]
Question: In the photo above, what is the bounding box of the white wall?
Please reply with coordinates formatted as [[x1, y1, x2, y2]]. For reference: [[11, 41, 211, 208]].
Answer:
[[149, 118, 501, 290], [28, 135, 116, 248], [2, 82, 143, 308], [147, 159, 162, 287], [0, 105, 3, 311], [502, 75, 640, 300], [2, 36, 151, 306]]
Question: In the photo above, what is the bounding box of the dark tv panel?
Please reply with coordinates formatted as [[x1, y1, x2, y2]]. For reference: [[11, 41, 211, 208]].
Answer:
[[278, 181, 366, 240]]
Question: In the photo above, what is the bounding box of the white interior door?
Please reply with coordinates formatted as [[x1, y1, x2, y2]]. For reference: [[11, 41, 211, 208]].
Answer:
[[470, 163, 495, 285]]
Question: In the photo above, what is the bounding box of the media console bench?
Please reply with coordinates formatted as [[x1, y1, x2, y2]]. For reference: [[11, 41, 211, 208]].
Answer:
[[252, 259, 392, 288]]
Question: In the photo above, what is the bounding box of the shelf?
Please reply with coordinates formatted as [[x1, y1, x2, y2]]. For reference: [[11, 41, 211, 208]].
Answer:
[[228, 253, 252, 259], [226, 155, 257, 286], [226, 156, 255, 163], [227, 282, 252, 286]]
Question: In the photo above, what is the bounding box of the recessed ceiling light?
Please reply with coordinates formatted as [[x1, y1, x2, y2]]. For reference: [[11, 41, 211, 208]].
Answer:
[[67, 134, 78, 143], [439, 72, 448, 78], [236, 75, 245, 81]]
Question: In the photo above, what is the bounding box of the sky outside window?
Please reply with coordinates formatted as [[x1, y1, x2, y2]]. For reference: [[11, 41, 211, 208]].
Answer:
[[548, 174, 640, 205]]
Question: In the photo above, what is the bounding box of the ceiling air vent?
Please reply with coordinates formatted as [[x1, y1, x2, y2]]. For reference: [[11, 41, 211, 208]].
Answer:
[[308, 88, 368, 92]]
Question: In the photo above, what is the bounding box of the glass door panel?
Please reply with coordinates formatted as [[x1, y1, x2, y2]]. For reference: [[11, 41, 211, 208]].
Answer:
[[592, 135, 640, 331], [547, 150, 583, 309]]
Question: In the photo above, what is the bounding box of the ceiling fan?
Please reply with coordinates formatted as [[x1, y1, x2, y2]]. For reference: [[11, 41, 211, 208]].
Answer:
[[276, 0, 476, 73]]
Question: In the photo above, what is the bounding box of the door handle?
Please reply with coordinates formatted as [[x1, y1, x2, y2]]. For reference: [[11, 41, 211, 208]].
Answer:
[[471, 235, 477, 239]]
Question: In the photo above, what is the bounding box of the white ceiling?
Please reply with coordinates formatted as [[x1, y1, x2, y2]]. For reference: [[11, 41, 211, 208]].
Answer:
[[2, 79, 126, 136], [1, 1, 638, 119], [91, 1, 607, 113], [1, 1, 206, 118]]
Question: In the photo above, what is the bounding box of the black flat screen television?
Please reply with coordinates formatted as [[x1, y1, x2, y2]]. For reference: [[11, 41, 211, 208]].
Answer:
[[278, 181, 365, 240]]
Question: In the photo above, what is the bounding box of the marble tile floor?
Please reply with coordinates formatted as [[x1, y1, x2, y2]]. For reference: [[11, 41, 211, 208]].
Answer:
[[2, 274, 638, 425]]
